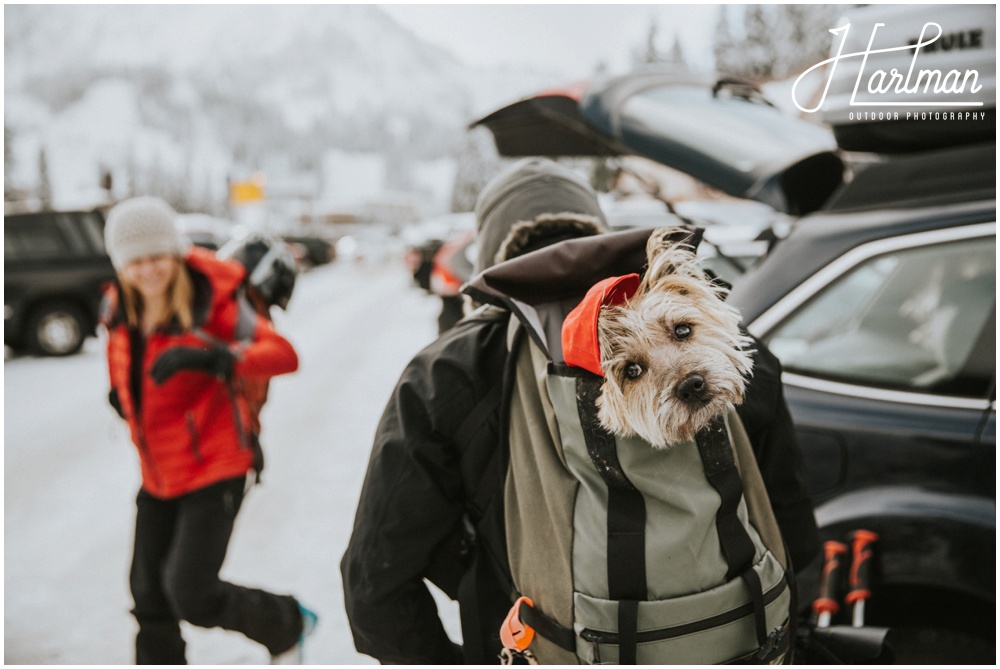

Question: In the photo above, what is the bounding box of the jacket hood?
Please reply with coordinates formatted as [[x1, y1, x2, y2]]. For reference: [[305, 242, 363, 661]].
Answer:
[[464, 225, 701, 365], [186, 245, 246, 300], [473, 158, 607, 274], [185, 246, 247, 328]]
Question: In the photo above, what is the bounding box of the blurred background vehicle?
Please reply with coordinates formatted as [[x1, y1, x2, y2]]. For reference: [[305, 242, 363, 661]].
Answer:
[[281, 234, 337, 268], [816, 4, 995, 153], [174, 213, 235, 251], [602, 195, 781, 287], [4, 208, 116, 356]]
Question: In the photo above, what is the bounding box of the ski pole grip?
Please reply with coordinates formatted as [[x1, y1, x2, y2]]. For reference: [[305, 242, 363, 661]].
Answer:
[[813, 540, 847, 618], [846, 529, 879, 605]]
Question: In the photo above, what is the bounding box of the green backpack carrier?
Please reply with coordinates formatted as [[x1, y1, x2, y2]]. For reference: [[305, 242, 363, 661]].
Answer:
[[465, 227, 795, 665]]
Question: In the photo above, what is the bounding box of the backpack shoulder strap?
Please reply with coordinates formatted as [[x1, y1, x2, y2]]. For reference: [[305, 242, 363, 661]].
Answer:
[[232, 286, 258, 343], [695, 416, 770, 649], [576, 374, 647, 664], [190, 286, 257, 347], [725, 407, 788, 572]]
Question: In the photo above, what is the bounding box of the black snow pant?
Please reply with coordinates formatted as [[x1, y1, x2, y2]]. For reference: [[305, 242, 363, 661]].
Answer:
[[130, 476, 302, 664]]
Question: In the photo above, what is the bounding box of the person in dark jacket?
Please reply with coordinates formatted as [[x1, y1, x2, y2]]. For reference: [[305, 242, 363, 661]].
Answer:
[[102, 197, 315, 664], [340, 159, 818, 664]]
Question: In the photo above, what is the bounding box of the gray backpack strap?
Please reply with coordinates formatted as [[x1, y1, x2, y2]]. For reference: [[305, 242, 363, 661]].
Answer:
[[190, 289, 257, 347], [696, 417, 768, 649], [576, 375, 646, 665], [233, 288, 258, 343]]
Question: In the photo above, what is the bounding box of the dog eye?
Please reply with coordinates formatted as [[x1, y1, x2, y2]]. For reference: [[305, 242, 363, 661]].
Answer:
[[674, 323, 693, 340], [624, 362, 644, 379]]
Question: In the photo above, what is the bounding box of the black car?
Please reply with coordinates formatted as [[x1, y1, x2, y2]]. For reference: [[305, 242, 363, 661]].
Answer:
[[727, 144, 995, 663], [5, 208, 117, 356], [472, 56, 994, 661]]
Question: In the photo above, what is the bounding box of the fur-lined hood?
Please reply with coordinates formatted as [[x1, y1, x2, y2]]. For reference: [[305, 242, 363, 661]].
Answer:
[[473, 158, 607, 274]]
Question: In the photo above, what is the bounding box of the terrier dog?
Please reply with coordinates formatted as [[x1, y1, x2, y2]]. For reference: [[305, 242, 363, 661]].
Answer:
[[595, 227, 754, 448]]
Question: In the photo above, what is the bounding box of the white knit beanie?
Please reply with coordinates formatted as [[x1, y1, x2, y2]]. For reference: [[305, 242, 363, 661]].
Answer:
[[104, 196, 184, 270]]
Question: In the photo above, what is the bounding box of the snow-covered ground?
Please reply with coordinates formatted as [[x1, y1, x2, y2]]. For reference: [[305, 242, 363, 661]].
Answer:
[[4, 258, 463, 664]]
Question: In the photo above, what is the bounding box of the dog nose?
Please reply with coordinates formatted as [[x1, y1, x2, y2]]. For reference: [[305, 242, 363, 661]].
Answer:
[[677, 374, 709, 403]]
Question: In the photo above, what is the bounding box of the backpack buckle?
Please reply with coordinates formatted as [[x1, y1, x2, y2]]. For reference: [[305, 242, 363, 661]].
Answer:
[[755, 624, 789, 663], [500, 596, 536, 652], [499, 647, 538, 665]]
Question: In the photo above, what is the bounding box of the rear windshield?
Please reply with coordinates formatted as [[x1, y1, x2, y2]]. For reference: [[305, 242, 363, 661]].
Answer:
[[4, 211, 106, 261]]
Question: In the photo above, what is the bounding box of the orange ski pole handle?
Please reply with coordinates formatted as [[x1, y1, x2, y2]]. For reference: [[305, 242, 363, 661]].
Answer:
[[846, 529, 879, 626], [812, 540, 848, 627], [500, 596, 536, 652]]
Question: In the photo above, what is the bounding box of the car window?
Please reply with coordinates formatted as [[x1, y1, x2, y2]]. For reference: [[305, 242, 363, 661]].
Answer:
[[52, 213, 92, 255], [766, 236, 995, 398], [4, 215, 73, 260], [75, 211, 108, 254]]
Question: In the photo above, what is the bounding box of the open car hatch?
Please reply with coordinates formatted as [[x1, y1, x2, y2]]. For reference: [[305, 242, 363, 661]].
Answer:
[[472, 70, 845, 216]]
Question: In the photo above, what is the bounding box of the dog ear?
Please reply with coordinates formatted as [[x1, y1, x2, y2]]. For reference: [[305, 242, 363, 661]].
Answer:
[[642, 226, 703, 289]]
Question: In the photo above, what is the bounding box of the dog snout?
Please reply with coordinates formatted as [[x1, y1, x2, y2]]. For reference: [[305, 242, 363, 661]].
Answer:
[[676, 374, 709, 404]]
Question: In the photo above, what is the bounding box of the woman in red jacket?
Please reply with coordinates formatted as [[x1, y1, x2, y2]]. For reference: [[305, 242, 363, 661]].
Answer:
[[102, 197, 314, 664]]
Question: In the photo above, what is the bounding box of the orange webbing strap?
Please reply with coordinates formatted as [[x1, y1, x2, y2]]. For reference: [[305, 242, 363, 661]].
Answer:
[[500, 596, 535, 652], [500, 596, 577, 656]]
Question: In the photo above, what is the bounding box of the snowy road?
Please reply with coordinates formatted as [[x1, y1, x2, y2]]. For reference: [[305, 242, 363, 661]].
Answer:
[[4, 258, 463, 664]]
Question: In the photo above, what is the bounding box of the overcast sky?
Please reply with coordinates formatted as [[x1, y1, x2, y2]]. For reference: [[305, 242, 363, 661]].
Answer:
[[380, 3, 721, 78]]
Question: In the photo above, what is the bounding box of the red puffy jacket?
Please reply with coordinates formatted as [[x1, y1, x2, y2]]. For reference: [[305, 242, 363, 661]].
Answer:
[[104, 247, 298, 498]]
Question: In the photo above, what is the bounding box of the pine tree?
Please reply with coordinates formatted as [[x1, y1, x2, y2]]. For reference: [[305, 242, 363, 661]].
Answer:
[[774, 5, 841, 77], [667, 35, 687, 70], [449, 128, 504, 213], [4, 126, 20, 201], [37, 147, 52, 207], [742, 4, 776, 81], [713, 4, 842, 81], [632, 17, 663, 67], [644, 19, 661, 64], [713, 6, 739, 75]]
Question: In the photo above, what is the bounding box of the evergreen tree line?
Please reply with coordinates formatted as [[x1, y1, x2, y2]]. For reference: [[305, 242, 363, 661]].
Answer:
[[714, 4, 845, 82]]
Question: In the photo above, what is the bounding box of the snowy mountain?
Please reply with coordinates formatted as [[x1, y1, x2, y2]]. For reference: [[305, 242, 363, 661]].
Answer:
[[4, 4, 564, 213]]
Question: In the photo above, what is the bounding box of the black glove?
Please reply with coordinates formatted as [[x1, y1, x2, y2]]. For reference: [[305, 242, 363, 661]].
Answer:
[[108, 388, 126, 419], [151, 345, 236, 385]]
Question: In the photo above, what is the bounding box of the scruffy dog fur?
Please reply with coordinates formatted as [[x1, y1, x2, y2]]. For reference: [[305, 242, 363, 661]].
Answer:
[[596, 227, 754, 448]]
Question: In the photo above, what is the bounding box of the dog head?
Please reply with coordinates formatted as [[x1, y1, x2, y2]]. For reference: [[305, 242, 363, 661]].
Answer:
[[593, 227, 753, 447]]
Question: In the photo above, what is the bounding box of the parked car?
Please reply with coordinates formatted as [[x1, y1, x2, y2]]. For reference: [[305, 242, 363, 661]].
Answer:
[[5, 208, 116, 356], [281, 234, 337, 268], [603, 196, 780, 287], [174, 213, 234, 251], [472, 53, 994, 661], [728, 143, 995, 663]]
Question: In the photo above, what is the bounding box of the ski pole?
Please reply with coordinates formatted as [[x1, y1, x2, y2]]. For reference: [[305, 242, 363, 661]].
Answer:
[[812, 540, 847, 628], [845, 529, 879, 628]]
